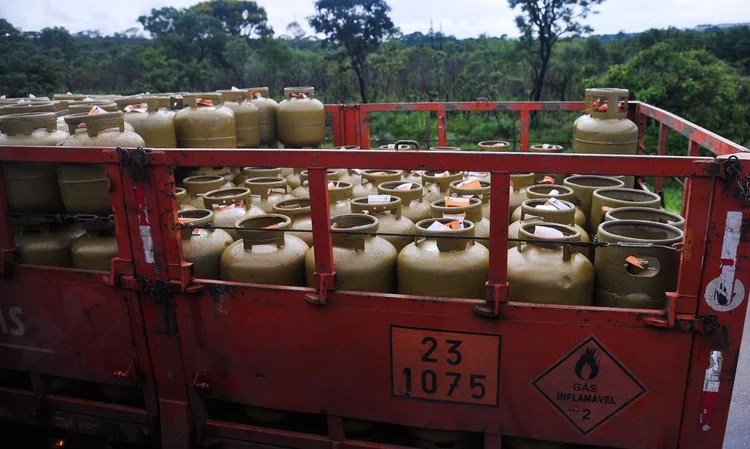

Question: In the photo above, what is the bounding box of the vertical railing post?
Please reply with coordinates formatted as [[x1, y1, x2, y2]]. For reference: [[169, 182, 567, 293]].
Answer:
[[358, 108, 371, 149], [519, 110, 530, 152], [0, 164, 17, 275], [328, 105, 342, 147], [689, 139, 700, 157], [656, 123, 668, 204], [341, 104, 360, 148], [475, 171, 510, 317], [437, 105, 447, 147], [306, 167, 335, 305]]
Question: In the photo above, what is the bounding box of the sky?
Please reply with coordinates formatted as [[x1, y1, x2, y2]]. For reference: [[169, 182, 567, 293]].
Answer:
[[0, 0, 749, 39]]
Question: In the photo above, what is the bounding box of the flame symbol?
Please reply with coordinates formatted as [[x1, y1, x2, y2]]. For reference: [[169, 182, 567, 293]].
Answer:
[[574, 348, 600, 381]]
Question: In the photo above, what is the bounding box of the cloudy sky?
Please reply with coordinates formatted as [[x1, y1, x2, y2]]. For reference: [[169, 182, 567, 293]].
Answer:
[[1, 0, 748, 38]]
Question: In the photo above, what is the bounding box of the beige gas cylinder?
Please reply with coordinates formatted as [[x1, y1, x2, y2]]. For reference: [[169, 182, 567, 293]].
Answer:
[[67, 101, 136, 132], [14, 223, 85, 267], [71, 216, 119, 271], [332, 145, 360, 180], [217, 89, 261, 148], [605, 207, 685, 231], [273, 198, 313, 247], [398, 218, 489, 299], [508, 199, 590, 255], [178, 209, 233, 280], [235, 166, 282, 185], [421, 170, 464, 204], [175, 187, 196, 211], [378, 180, 430, 223], [285, 168, 304, 190], [514, 184, 586, 228], [478, 140, 511, 151], [291, 169, 340, 198], [353, 170, 404, 198], [244, 177, 294, 213], [221, 214, 309, 286], [464, 170, 492, 184], [182, 175, 227, 209], [58, 112, 145, 216], [507, 222, 594, 305], [277, 86, 325, 148], [509, 173, 535, 221], [174, 93, 236, 148], [448, 179, 491, 219], [201, 187, 264, 240], [305, 214, 397, 293], [184, 166, 235, 190], [529, 144, 566, 184], [0, 112, 67, 214], [247, 87, 278, 146], [595, 220, 683, 309], [350, 196, 415, 252], [115, 96, 177, 148], [329, 181, 354, 216], [401, 169, 424, 184], [563, 175, 625, 233], [589, 187, 661, 234], [339, 168, 363, 187], [430, 197, 490, 248]]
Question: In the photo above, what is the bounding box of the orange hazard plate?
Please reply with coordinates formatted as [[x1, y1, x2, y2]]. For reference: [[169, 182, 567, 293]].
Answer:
[[390, 325, 501, 406]]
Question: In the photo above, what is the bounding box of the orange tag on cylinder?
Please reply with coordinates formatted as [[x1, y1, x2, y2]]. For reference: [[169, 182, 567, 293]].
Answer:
[[457, 179, 481, 190], [263, 223, 278, 229], [371, 171, 387, 176], [251, 91, 263, 99], [626, 256, 645, 270], [196, 98, 213, 106], [446, 220, 461, 230], [541, 176, 556, 184], [445, 197, 470, 207], [601, 206, 614, 217]]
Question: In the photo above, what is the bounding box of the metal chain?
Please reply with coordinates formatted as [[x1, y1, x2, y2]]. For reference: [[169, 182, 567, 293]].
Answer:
[[723, 155, 750, 201]]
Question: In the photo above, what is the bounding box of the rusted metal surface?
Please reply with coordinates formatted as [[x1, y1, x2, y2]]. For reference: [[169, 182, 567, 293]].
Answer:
[[0, 100, 748, 449]]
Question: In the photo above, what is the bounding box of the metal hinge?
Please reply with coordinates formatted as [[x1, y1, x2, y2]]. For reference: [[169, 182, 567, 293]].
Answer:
[[678, 314, 733, 350], [473, 282, 508, 318], [116, 146, 152, 181], [192, 370, 211, 392], [114, 358, 139, 383]]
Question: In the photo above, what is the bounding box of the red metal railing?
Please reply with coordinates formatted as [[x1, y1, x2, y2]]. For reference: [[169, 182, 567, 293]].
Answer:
[[0, 100, 748, 449]]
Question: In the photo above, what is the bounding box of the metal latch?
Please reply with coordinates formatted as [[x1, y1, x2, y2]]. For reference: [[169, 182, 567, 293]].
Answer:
[[678, 314, 732, 350]]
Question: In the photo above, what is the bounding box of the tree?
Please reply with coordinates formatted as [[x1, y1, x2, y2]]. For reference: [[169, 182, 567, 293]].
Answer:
[[308, 0, 396, 103], [190, 0, 273, 38], [508, 0, 603, 102]]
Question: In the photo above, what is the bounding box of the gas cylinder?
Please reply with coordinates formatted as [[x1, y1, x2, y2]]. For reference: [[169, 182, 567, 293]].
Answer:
[[291, 169, 340, 198], [222, 214, 309, 285], [430, 197, 490, 248], [398, 218, 489, 299], [235, 166, 282, 185], [529, 144, 566, 184], [333, 145, 360, 180], [353, 169, 404, 198], [428, 146, 460, 151], [378, 141, 416, 151], [605, 206, 685, 231], [174, 93, 237, 148], [1, 100, 56, 116], [509, 173, 535, 221], [184, 166, 235, 189], [58, 112, 145, 216], [14, 223, 84, 267], [182, 175, 227, 209], [273, 198, 313, 247], [507, 222, 594, 305], [247, 87, 278, 146], [401, 169, 424, 184], [508, 199, 590, 256], [217, 89, 261, 148], [464, 170, 492, 184], [178, 209, 233, 280], [305, 214, 397, 293], [0, 112, 67, 214], [590, 187, 661, 234], [514, 184, 586, 228], [478, 140, 511, 151], [378, 180, 430, 222], [421, 170, 463, 204], [448, 179, 491, 219], [285, 168, 304, 190], [54, 93, 86, 110], [115, 96, 177, 148], [277, 86, 325, 148], [350, 196, 415, 252], [340, 168, 363, 187], [67, 101, 136, 132], [243, 177, 294, 213], [329, 181, 354, 216], [595, 220, 683, 309], [201, 187, 264, 240], [71, 216, 119, 271], [563, 175, 625, 233], [573, 88, 638, 187], [175, 188, 195, 211]]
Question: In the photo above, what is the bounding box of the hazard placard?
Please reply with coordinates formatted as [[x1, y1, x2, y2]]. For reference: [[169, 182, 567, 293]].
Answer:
[[390, 325, 500, 406], [532, 336, 647, 435]]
